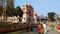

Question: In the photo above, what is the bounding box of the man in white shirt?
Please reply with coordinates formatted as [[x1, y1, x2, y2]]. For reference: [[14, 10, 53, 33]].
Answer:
[[42, 22, 47, 34]]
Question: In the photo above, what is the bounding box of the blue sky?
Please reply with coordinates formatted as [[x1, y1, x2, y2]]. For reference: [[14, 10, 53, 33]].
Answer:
[[14, 0, 60, 16]]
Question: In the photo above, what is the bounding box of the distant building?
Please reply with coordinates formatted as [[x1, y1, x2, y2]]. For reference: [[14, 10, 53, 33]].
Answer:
[[0, 0, 4, 18], [21, 3, 37, 24], [0, 0, 14, 22]]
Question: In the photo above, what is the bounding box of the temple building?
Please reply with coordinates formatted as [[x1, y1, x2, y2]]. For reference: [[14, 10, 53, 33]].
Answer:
[[0, 0, 3, 16], [0, 0, 14, 22], [21, 3, 37, 24]]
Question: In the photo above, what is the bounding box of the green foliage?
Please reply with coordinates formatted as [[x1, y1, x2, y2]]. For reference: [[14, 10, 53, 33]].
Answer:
[[6, 30, 25, 34], [6, 0, 14, 16], [48, 12, 56, 21], [15, 6, 23, 17], [56, 17, 60, 21], [0, 22, 20, 28], [0, 22, 11, 28], [0, 0, 23, 17]]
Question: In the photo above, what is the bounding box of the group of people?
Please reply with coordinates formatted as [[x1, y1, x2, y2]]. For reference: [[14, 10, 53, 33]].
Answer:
[[37, 22, 47, 34], [26, 22, 60, 34], [37, 22, 60, 34], [27, 22, 47, 34]]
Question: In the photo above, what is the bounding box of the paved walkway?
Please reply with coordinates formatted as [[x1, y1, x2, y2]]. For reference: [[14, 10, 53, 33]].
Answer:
[[20, 29, 38, 34], [20, 31, 60, 34], [20, 32, 38, 34], [47, 31, 60, 34], [6, 28, 60, 34], [20, 29, 60, 34]]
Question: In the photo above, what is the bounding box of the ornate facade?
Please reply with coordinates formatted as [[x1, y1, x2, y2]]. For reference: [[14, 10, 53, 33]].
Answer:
[[22, 3, 37, 24]]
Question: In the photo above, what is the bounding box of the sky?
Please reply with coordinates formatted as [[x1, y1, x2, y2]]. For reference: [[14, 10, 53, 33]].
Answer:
[[14, 0, 60, 16]]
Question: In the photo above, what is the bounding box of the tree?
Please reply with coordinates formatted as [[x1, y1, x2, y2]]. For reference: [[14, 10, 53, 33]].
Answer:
[[6, 0, 14, 16], [15, 6, 23, 17], [15, 6, 23, 22], [56, 17, 60, 21], [48, 12, 56, 21], [6, 5, 14, 16]]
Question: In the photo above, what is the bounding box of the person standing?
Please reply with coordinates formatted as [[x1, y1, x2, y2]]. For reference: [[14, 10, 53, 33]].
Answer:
[[37, 23, 44, 34], [30, 23, 35, 31], [56, 24, 60, 32], [50, 24, 55, 31], [42, 22, 47, 34]]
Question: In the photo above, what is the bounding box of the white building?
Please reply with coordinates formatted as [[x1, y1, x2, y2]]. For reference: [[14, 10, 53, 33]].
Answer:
[[21, 3, 37, 24]]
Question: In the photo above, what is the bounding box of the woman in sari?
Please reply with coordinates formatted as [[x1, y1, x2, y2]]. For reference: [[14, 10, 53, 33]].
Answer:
[[56, 24, 60, 32], [37, 23, 44, 34]]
